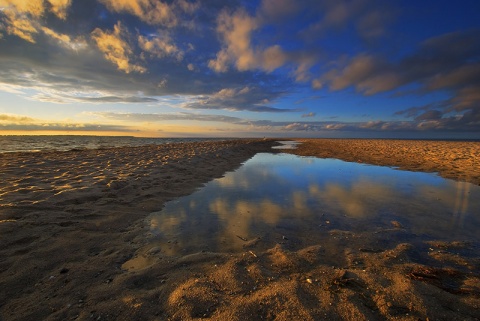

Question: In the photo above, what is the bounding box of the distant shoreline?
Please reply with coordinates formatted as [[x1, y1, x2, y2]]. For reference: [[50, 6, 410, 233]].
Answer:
[[287, 138, 480, 186], [1, 134, 479, 154]]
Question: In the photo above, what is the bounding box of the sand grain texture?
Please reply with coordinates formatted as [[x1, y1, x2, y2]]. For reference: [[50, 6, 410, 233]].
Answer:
[[1, 139, 479, 321]]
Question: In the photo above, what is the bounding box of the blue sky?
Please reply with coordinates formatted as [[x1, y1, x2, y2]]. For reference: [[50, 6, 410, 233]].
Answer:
[[0, 0, 479, 138]]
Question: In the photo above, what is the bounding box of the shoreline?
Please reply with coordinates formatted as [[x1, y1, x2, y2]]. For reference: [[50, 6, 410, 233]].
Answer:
[[0, 139, 276, 320], [287, 138, 480, 186], [1, 139, 479, 320]]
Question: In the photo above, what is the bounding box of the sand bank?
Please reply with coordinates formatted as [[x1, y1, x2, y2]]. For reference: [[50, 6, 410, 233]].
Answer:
[[1, 139, 479, 320], [289, 139, 480, 186]]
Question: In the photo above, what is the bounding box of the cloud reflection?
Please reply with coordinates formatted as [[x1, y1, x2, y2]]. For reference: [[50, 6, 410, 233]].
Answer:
[[146, 154, 480, 256]]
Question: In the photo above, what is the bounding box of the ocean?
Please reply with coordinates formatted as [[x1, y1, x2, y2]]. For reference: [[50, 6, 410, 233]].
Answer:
[[0, 135, 229, 153]]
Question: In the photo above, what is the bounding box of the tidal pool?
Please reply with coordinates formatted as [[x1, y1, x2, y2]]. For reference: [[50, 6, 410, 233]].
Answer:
[[138, 153, 480, 262]]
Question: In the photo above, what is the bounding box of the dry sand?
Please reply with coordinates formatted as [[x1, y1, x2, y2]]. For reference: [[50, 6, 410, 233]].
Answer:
[[1, 139, 479, 321]]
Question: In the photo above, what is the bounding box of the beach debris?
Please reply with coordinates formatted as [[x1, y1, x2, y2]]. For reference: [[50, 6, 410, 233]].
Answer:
[[282, 235, 288, 240], [306, 278, 313, 284], [248, 250, 257, 258]]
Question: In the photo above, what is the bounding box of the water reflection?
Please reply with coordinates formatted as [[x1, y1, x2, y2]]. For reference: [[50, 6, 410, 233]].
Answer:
[[145, 153, 480, 256], [271, 141, 300, 149]]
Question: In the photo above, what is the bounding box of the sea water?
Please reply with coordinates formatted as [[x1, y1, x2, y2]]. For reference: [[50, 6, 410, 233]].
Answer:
[[0, 135, 228, 153]]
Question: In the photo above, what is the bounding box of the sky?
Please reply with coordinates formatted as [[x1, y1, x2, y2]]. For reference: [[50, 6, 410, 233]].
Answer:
[[0, 0, 479, 138]]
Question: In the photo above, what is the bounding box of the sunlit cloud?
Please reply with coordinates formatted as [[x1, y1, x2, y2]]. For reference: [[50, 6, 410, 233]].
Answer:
[[90, 110, 480, 134], [209, 8, 287, 73], [41, 26, 88, 50], [0, 112, 134, 132], [2, 9, 39, 43], [138, 33, 183, 60], [98, 0, 198, 27], [0, 0, 45, 17], [91, 21, 146, 74], [0, 1, 478, 137], [0, 113, 35, 122], [46, 0, 72, 19], [0, 0, 73, 43]]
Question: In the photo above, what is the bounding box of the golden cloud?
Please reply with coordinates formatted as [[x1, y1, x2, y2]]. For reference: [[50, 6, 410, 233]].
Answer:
[[138, 34, 182, 60], [0, 113, 35, 123], [0, 0, 45, 17], [0, 0, 72, 43], [42, 26, 88, 50], [91, 22, 146, 74], [3, 10, 38, 43], [98, 0, 180, 27], [46, 0, 72, 19]]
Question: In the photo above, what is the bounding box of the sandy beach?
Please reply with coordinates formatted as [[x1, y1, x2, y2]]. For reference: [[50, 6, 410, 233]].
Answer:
[[1, 139, 479, 321]]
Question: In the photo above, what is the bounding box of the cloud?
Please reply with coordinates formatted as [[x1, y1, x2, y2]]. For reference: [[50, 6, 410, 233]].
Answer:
[[0, 113, 35, 122], [0, 0, 478, 136], [91, 21, 146, 73], [0, 0, 45, 17], [0, 34, 290, 112], [2, 9, 39, 43], [208, 8, 287, 73], [181, 86, 298, 112], [30, 92, 159, 104], [301, 0, 394, 40], [94, 110, 480, 134], [0, 0, 73, 43], [46, 0, 72, 19], [317, 29, 480, 96], [314, 29, 480, 133], [414, 110, 442, 121], [315, 54, 397, 94], [94, 111, 244, 124], [98, 0, 198, 27], [41, 26, 87, 50], [0, 123, 134, 132], [0, 113, 134, 132], [138, 33, 183, 60]]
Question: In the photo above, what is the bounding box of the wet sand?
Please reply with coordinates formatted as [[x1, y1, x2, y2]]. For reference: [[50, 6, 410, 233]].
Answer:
[[1, 139, 479, 320]]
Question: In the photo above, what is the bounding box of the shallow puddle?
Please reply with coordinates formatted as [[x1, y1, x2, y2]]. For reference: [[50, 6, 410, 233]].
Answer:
[[128, 153, 480, 269]]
